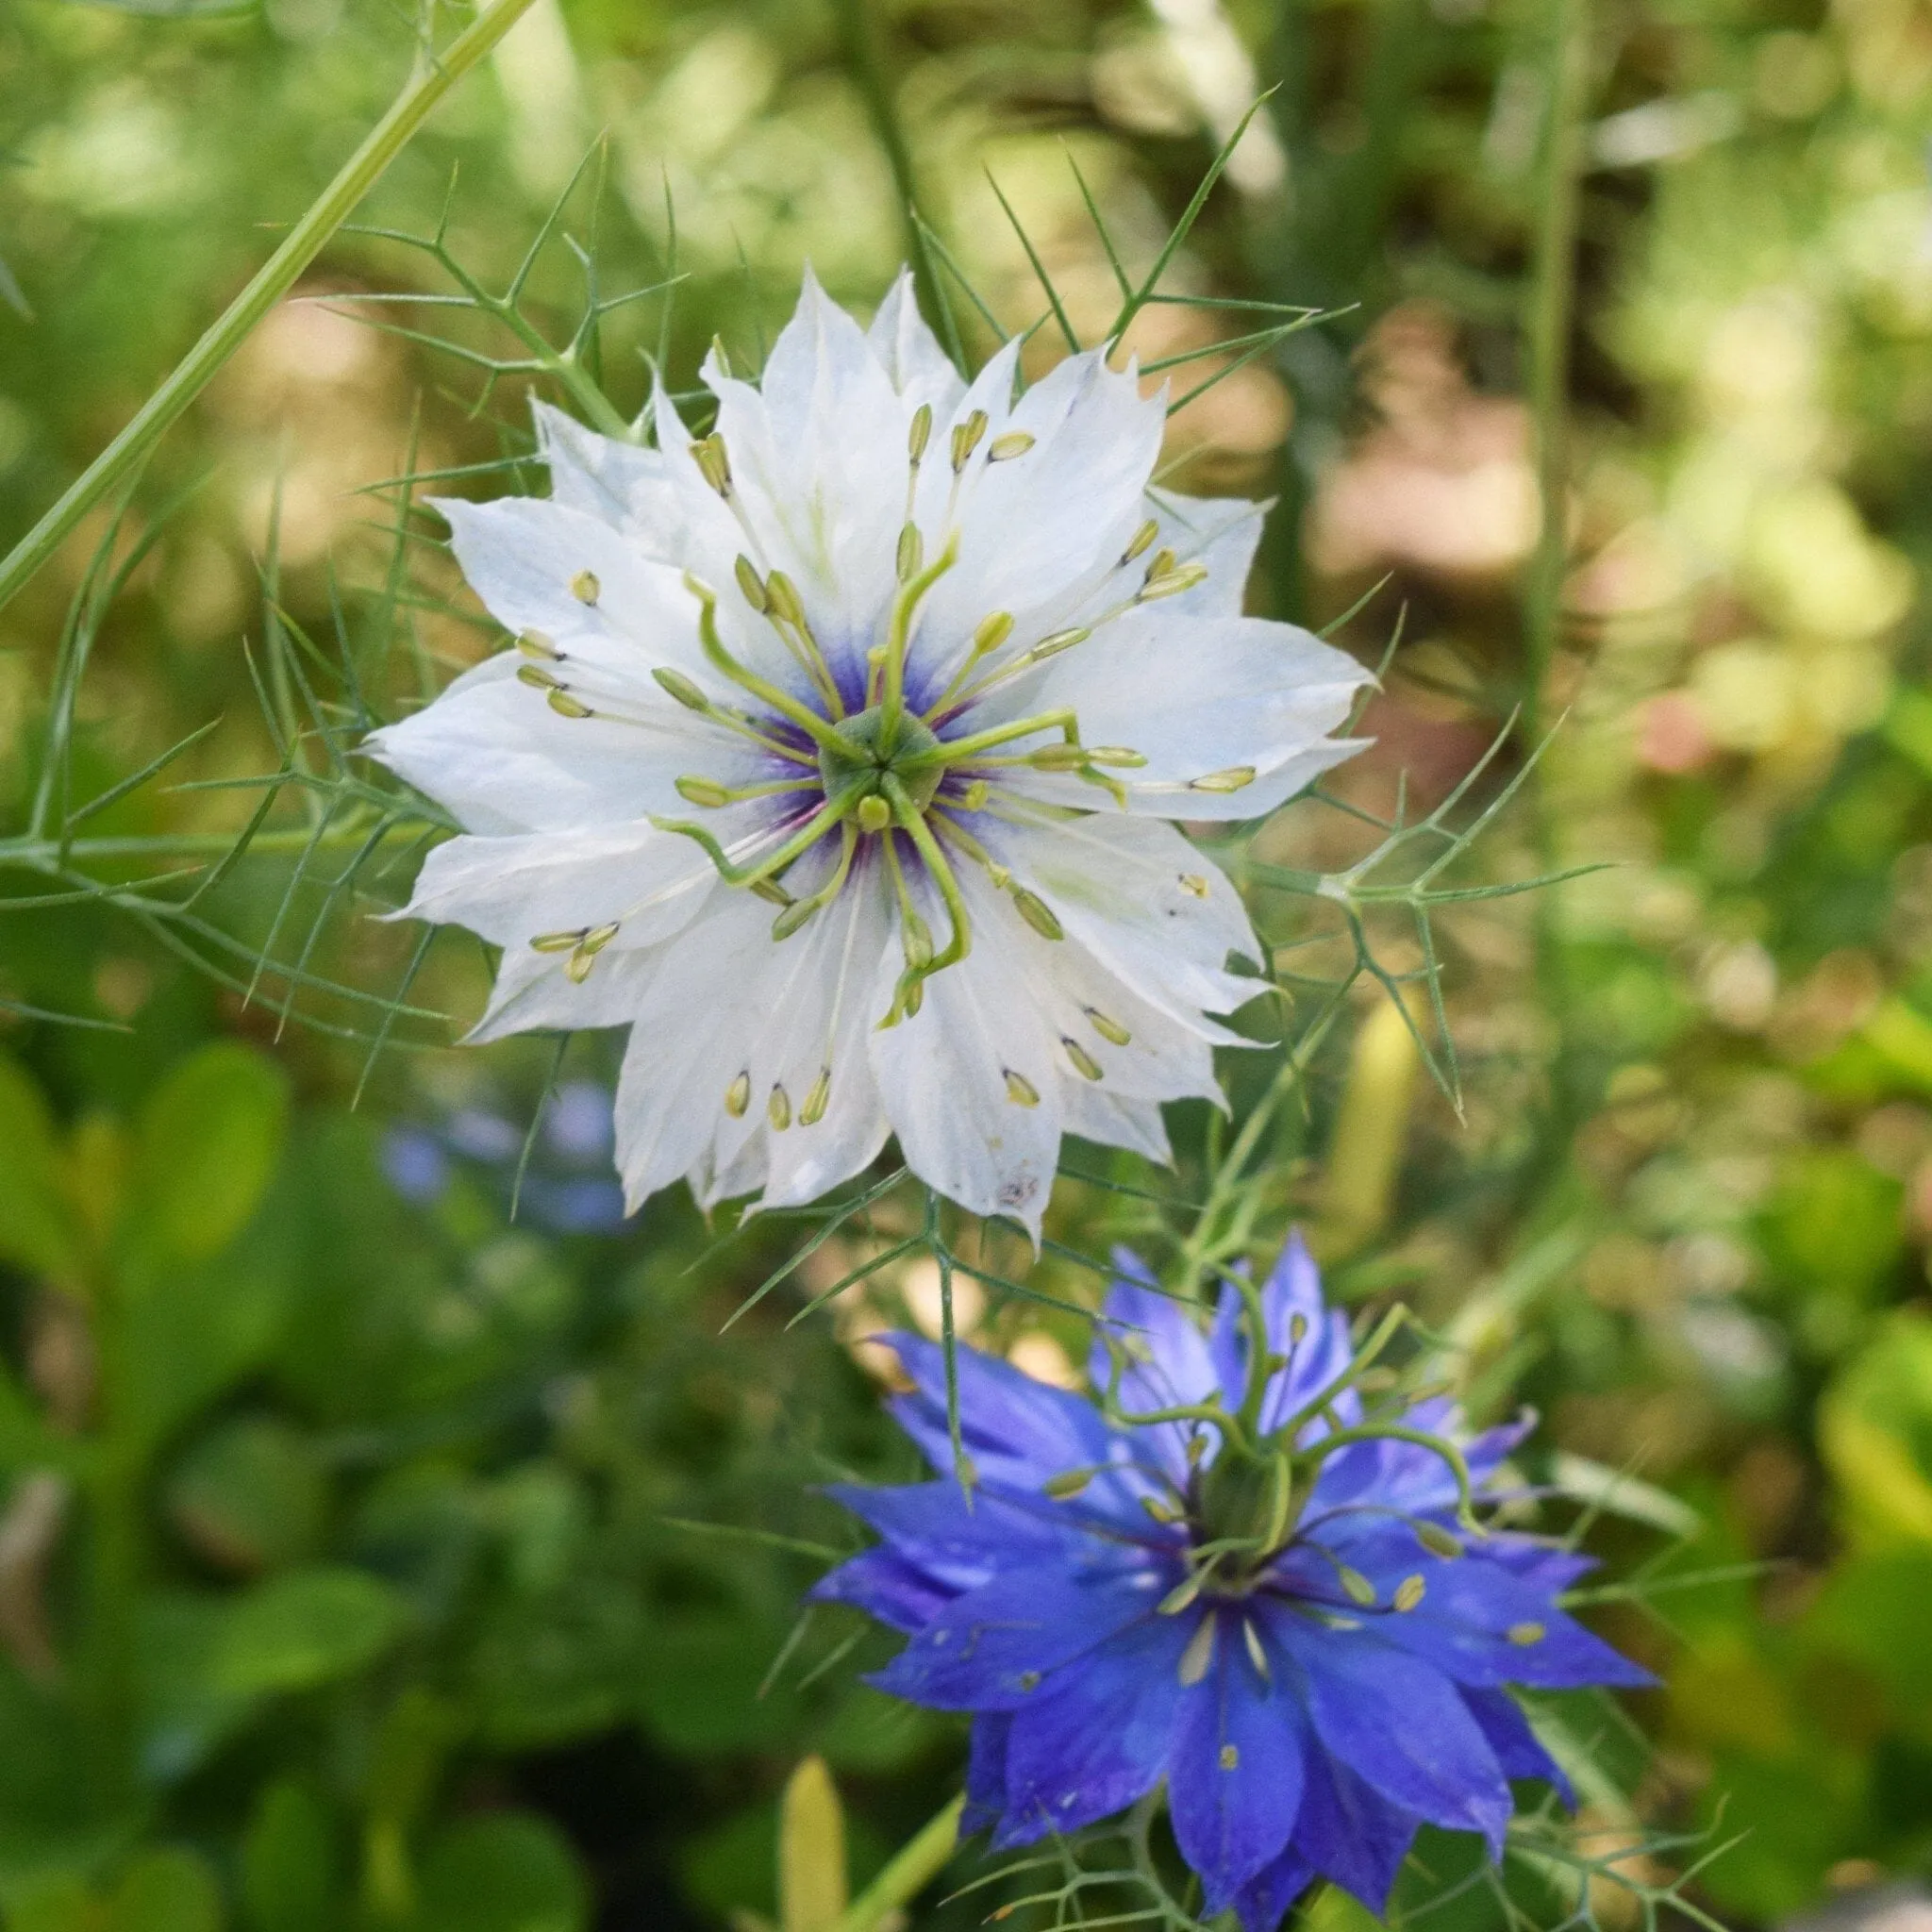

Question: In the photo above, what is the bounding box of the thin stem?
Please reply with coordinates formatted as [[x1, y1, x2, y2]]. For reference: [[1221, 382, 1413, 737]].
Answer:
[[1522, 0, 1590, 726], [0, 0, 545, 614]]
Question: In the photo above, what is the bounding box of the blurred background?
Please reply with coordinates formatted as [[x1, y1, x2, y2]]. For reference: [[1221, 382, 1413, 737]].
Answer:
[[2, 0, 1932, 1924]]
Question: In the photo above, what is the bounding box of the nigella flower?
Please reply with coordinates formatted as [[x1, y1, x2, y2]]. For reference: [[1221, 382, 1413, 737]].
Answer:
[[367, 272, 1368, 1232], [814, 1236, 1652, 1929]]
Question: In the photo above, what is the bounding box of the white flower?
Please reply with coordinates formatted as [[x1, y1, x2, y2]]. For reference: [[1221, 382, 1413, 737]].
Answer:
[[368, 272, 1369, 1235]]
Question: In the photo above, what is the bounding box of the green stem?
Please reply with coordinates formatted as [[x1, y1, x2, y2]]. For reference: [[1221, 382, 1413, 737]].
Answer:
[[0, 0, 543, 616], [1522, 0, 1591, 725], [830, 1794, 962, 1932], [825, 0, 935, 322]]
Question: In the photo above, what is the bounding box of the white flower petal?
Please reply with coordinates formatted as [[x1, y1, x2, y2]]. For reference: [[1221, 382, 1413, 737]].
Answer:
[[702, 273, 917, 694], [398, 819, 737, 950], [367, 654, 785, 833], [468, 944, 661, 1043], [910, 351, 1164, 696], [533, 400, 672, 531], [866, 268, 967, 421], [868, 866, 1063, 1238], [1061, 1083, 1174, 1162], [977, 811, 1261, 1025], [982, 610, 1371, 820]]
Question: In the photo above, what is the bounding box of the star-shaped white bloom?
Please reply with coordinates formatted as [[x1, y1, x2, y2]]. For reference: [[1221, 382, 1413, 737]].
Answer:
[[368, 272, 1370, 1235]]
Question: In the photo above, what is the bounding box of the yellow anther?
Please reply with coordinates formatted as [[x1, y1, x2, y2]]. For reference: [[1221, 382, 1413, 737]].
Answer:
[[1158, 1573, 1205, 1616], [908, 403, 932, 464], [1190, 767, 1257, 794], [764, 570, 807, 629], [724, 1072, 751, 1119], [1417, 1524, 1464, 1559], [1086, 1008, 1131, 1047], [675, 775, 733, 808], [1026, 626, 1090, 662], [1138, 562, 1209, 602], [734, 555, 769, 612], [1338, 1567, 1377, 1607], [516, 662, 559, 690], [1507, 1623, 1546, 1647], [1087, 747, 1146, 768], [517, 629, 558, 658], [801, 1067, 831, 1126], [950, 409, 989, 472], [1394, 1574, 1426, 1613], [768, 1085, 792, 1131], [896, 522, 924, 583], [750, 878, 794, 908], [1143, 546, 1177, 584], [1062, 1038, 1104, 1081], [1242, 1618, 1271, 1682], [961, 779, 990, 811], [988, 430, 1035, 461], [1141, 1495, 1183, 1524], [1122, 518, 1159, 565], [566, 924, 617, 983], [1003, 1069, 1041, 1108], [1177, 1616, 1217, 1688], [1178, 873, 1210, 898], [653, 667, 710, 712], [691, 433, 732, 495], [972, 611, 1014, 658], [1043, 1468, 1091, 1499], [1011, 889, 1063, 941], [857, 795, 892, 834], [771, 899, 820, 941], [571, 570, 601, 606], [546, 690, 592, 720], [1219, 1745, 1240, 1773], [530, 929, 587, 953]]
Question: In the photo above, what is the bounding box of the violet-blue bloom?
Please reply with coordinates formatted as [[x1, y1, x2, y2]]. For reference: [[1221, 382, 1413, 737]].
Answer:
[[815, 1234, 1652, 1930]]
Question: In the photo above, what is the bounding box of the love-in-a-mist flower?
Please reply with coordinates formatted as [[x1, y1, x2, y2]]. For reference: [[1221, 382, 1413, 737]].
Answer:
[[815, 1236, 1652, 1931], [368, 273, 1369, 1231]]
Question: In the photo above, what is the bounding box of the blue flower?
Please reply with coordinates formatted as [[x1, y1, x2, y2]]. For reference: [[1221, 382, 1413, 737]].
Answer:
[[815, 1234, 1652, 1930]]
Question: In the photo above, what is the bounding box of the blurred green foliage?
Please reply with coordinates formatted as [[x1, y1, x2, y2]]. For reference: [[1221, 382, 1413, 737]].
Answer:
[[3, 0, 1932, 1924]]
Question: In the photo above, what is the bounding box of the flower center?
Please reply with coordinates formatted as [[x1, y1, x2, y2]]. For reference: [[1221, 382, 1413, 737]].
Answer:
[[818, 706, 945, 816]]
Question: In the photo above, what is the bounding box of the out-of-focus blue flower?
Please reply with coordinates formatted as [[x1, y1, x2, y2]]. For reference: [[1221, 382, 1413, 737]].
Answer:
[[380, 1084, 632, 1235], [815, 1235, 1652, 1930], [381, 1126, 451, 1204]]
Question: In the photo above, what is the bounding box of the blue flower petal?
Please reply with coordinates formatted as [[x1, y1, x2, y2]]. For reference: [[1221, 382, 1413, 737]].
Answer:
[[1460, 1687, 1574, 1807], [810, 1545, 953, 1632], [1267, 1612, 1511, 1855], [869, 1559, 1170, 1710], [1289, 1747, 1419, 1912], [964, 1713, 1012, 1834], [1233, 1842, 1315, 1932], [1168, 1609, 1307, 1909], [887, 1333, 1115, 1481], [1208, 1231, 1360, 1439], [1090, 1250, 1223, 1481], [995, 1613, 1193, 1844], [822, 1479, 1066, 1587]]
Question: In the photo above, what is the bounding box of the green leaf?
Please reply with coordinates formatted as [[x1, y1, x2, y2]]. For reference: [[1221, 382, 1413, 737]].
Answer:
[[241, 1782, 341, 1932], [0, 1049, 77, 1281], [1820, 1310, 1932, 1547], [211, 1567, 407, 1699], [107, 1850, 222, 1932], [166, 1418, 327, 1576], [125, 1043, 290, 1274], [414, 1814, 589, 1932]]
